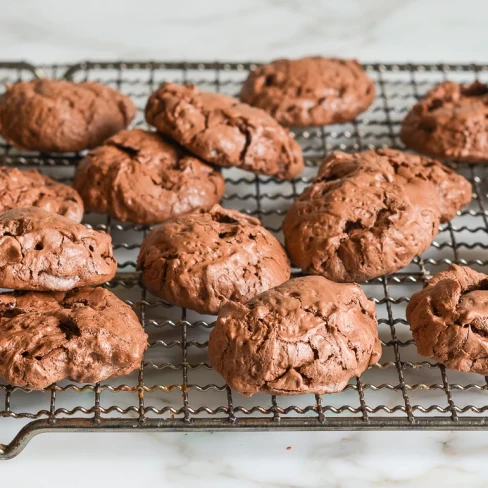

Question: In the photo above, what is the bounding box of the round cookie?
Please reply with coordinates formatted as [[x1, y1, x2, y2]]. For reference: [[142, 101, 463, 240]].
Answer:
[[0, 79, 136, 153], [137, 204, 290, 315], [407, 265, 488, 374], [145, 82, 304, 180], [240, 57, 375, 127], [209, 276, 381, 396], [0, 287, 147, 389], [74, 129, 225, 225], [283, 150, 442, 282], [0, 167, 84, 222], [401, 81, 488, 163], [0, 207, 117, 291]]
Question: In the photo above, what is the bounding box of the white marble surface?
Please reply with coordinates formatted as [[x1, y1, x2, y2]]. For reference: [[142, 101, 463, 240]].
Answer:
[[2, 0, 488, 486], [4, 429, 488, 487], [1, 0, 488, 64]]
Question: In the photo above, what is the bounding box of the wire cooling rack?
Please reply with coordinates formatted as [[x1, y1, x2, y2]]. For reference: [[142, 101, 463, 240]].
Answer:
[[1, 61, 488, 459]]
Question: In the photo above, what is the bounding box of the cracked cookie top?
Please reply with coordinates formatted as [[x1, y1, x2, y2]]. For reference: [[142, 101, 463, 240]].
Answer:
[[0, 167, 84, 222], [283, 149, 447, 282], [209, 275, 381, 396], [401, 81, 488, 163], [407, 265, 488, 374], [0, 79, 136, 153], [74, 129, 225, 225], [370, 149, 471, 223], [240, 57, 375, 127], [0, 287, 147, 389], [136, 204, 290, 315], [145, 82, 304, 180], [0, 207, 117, 291]]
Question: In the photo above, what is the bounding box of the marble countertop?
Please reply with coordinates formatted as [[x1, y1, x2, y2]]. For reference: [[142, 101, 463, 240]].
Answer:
[[2, 0, 488, 486], [1, 0, 487, 64], [4, 429, 488, 487]]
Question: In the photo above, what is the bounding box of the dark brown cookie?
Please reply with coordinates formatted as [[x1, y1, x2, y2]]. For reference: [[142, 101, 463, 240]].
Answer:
[[240, 57, 375, 127], [137, 204, 290, 315], [407, 265, 488, 374], [0, 287, 147, 389], [209, 276, 381, 396], [401, 81, 488, 163], [0, 207, 116, 291], [0, 79, 136, 153], [73, 129, 225, 225], [0, 167, 84, 222], [283, 149, 443, 282], [145, 82, 304, 180]]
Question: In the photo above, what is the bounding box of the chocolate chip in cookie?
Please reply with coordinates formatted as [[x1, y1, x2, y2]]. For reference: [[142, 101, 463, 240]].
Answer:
[[0, 287, 147, 389], [137, 204, 290, 315], [401, 81, 488, 163], [240, 57, 375, 127], [0, 207, 117, 291], [0, 167, 84, 222], [0, 79, 136, 153], [74, 129, 225, 225], [209, 276, 381, 396], [145, 82, 304, 180]]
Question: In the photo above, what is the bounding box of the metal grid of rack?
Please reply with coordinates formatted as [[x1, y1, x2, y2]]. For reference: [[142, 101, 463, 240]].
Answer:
[[1, 61, 488, 459]]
